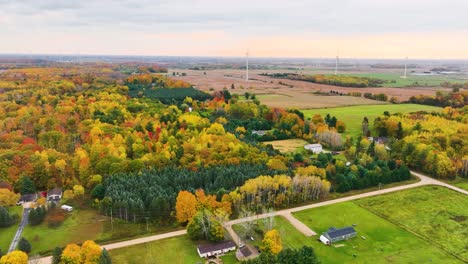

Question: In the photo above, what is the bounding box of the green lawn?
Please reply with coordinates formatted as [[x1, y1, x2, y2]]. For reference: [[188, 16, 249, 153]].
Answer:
[[355, 186, 468, 262], [348, 73, 466, 87], [0, 206, 23, 252], [293, 201, 462, 264], [303, 104, 441, 138], [109, 235, 238, 264], [445, 177, 468, 191]]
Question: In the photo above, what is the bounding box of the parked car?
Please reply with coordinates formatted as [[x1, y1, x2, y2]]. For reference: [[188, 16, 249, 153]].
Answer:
[[61, 205, 73, 212]]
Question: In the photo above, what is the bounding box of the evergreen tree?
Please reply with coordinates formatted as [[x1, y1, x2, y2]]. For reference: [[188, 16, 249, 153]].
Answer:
[[0, 206, 15, 227], [99, 248, 112, 264], [396, 122, 404, 139], [20, 176, 35, 195], [52, 247, 62, 264], [18, 237, 31, 253]]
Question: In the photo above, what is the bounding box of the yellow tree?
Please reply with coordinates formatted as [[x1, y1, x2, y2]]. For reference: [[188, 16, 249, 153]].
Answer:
[[261, 229, 282, 255], [175, 191, 197, 223], [0, 189, 20, 207], [80, 240, 102, 263], [0, 250, 28, 264], [61, 243, 81, 264]]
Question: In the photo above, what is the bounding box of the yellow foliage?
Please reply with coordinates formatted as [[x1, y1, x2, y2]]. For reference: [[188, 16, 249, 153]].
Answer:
[[0, 250, 28, 264], [61, 244, 82, 264], [261, 229, 282, 255], [0, 189, 20, 207], [175, 190, 197, 223]]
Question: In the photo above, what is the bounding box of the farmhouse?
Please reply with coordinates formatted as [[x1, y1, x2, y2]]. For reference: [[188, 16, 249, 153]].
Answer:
[[47, 187, 63, 202], [319, 226, 357, 245], [16, 193, 39, 206], [197, 240, 236, 258], [304, 143, 323, 153]]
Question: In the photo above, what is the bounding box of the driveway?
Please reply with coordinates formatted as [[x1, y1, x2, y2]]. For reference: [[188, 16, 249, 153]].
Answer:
[[9, 208, 31, 253]]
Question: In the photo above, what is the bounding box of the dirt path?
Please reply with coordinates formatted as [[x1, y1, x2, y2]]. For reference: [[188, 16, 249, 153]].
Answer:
[[29, 171, 466, 264], [9, 208, 30, 253]]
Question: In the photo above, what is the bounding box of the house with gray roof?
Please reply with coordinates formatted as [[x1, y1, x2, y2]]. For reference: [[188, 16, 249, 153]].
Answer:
[[319, 226, 357, 245]]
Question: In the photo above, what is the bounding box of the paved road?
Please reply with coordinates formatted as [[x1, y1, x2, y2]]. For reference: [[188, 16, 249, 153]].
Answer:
[[9, 208, 30, 253], [29, 171, 467, 264]]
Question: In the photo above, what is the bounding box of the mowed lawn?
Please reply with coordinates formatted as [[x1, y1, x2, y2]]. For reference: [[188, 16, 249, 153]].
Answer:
[[293, 202, 462, 264], [0, 206, 23, 252], [263, 139, 308, 153], [356, 186, 468, 262], [109, 235, 238, 264], [303, 104, 441, 138]]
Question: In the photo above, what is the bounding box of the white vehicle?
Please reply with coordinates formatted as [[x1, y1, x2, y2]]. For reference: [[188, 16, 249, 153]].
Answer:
[[61, 205, 73, 212]]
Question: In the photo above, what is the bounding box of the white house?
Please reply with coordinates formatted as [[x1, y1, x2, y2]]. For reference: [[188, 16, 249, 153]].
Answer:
[[47, 187, 63, 202], [304, 143, 323, 153], [197, 240, 236, 258], [61, 205, 73, 212]]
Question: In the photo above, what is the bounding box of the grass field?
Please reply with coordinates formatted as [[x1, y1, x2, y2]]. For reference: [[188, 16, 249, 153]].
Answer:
[[303, 104, 442, 138], [349, 73, 467, 87], [445, 177, 468, 191], [0, 206, 23, 252], [293, 201, 462, 264], [355, 186, 468, 262], [109, 235, 237, 264], [263, 139, 309, 153], [22, 208, 180, 255]]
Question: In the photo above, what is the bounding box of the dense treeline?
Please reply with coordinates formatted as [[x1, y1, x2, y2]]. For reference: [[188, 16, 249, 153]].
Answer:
[[261, 73, 385, 87], [99, 164, 287, 221], [243, 246, 320, 264], [408, 90, 467, 108], [374, 108, 468, 178]]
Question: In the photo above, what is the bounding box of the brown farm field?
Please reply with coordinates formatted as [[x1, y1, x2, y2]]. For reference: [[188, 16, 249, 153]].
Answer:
[[172, 69, 446, 109], [263, 138, 309, 153]]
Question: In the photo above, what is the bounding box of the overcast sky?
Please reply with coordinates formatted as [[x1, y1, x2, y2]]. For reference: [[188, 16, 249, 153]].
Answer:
[[1, 0, 467, 58]]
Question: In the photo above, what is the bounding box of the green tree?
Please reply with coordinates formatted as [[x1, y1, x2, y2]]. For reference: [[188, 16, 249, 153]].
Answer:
[[99, 248, 112, 264], [18, 238, 31, 254], [20, 176, 35, 195], [51, 247, 62, 264]]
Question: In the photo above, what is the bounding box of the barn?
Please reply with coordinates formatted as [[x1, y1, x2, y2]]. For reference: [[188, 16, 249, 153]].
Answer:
[[197, 240, 236, 258], [319, 226, 357, 245], [304, 143, 323, 153]]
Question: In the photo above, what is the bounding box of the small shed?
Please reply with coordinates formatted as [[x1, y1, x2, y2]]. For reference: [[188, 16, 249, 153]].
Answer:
[[47, 187, 63, 202], [304, 143, 323, 154], [197, 240, 236, 258], [320, 227, 357, 245]]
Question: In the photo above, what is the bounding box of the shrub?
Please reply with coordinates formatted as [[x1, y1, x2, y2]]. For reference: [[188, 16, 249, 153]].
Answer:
[[18, 238, 31, 254]]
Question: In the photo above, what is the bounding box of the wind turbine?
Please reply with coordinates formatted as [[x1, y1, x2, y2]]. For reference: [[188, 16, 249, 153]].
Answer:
[[334, 50, 339, 75], [245, 49, 249, 82], [401, 57, 408, 79]]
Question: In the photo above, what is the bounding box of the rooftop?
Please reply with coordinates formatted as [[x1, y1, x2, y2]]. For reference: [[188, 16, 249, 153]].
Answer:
[[197, 240, 236, 255], [324, 226, 356, 238], [48, 187, 63, 196]]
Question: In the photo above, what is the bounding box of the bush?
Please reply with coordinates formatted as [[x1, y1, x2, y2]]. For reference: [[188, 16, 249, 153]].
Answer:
[[0, 206, 17, 228], [18, 238, 31, 254], [28, 206, 46, 226], [45, 208, 66, 228]]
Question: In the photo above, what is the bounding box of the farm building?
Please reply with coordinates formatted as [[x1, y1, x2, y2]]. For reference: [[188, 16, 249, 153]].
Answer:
[[47, 187, 63, 202], [319, 226, 357, 245], [304, 143, 323, 153], [197, 240, 236, 258]]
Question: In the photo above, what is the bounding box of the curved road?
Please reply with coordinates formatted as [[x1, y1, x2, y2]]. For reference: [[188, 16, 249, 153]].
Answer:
[[29, 171, 467, 264]]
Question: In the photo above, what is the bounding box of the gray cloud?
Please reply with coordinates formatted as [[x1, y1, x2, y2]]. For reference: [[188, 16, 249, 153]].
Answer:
[[1, 0, 466, 35]]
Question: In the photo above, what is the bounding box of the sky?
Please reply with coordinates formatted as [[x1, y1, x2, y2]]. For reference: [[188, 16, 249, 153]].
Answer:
[[0, 0, 467, 59]]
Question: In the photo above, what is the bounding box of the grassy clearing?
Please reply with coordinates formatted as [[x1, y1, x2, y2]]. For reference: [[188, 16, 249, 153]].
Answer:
[[109, 235, 237, 264], [22, 208, 180, 255], [355, 186, 468, 262], [303, 104, 441, 138], [263, 139, 309, 153], [257, 93, 385, 109], [293, 201, 462, 264], [348, 73, 466, 87], [0, 206, 23, 252]]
